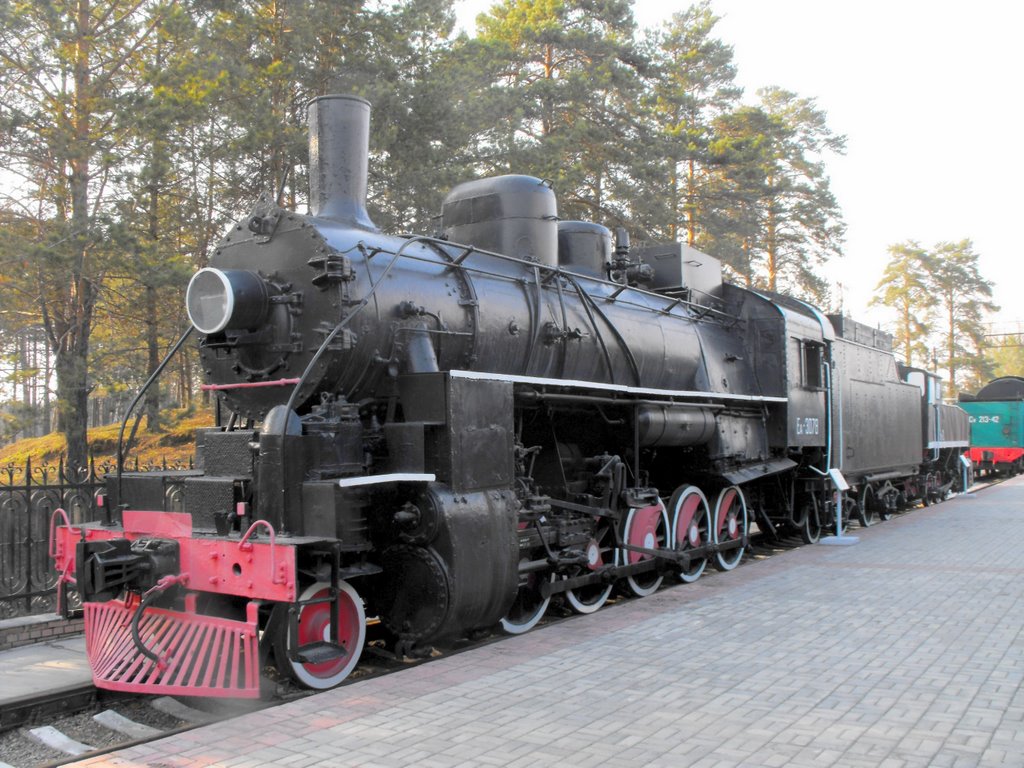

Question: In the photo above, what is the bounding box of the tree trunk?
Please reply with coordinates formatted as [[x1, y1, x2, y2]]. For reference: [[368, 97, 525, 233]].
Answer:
[[947, 296, 956, 400], [901, 302, 912, 366], [183, 347, 194, 409], [765, 174, 778, 290], [145, 26, 164, 433], [742, 237, 753, 287], [668, 163, 679, 241], [43, 333, 52, 436], [686, 156, 696, 246], [57, 0, 95, 476], [766, 208, 778, 290], [144, 283, 162, 431], [55, 347, 90, 479]]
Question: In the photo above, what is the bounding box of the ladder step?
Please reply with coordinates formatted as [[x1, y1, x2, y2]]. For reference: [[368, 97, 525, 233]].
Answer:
[[295, 641, 347, 664]]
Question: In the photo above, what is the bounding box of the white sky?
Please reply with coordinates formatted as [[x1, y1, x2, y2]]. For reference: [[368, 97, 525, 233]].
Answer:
[[454, 0, 1024, 334]]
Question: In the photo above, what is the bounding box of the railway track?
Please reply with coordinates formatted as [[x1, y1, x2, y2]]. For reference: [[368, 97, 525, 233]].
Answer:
[[0, 481, 1001, 768], [0, 688, 221, 767], [0, 630, 460, 767]]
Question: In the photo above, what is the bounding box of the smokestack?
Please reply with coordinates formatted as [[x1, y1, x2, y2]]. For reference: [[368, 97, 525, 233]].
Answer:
[[307, 94, 376, 230]]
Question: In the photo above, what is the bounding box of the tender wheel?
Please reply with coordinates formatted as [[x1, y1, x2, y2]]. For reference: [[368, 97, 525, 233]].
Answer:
[[712, 486, 748, 571], [858, 485, 875, 527], [619, 501, 669, 597], [817, 494, 849, 535], [922, 472, 939, 506], [878, 489, 894, 521], [564, 523, 614, 614], [668, 485, 710, 583], [500, 572, 553, 635], [800, 495, 820, 544], [275, 580, 366, 690]]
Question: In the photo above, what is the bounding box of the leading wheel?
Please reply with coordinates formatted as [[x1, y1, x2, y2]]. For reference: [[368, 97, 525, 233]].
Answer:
[[500, 572, 553, 635], [619, 501, 669, 597], [713, 486, 748, 571], [274, 580, 366, 690], [668, 485, 710, 583]]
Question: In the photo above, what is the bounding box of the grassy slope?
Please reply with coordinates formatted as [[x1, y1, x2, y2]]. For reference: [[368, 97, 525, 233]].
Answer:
[[0, 409, 215, 469]]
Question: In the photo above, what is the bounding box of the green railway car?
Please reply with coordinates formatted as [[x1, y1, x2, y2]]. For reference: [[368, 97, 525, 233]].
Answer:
[[959, 377, 1024, 475]]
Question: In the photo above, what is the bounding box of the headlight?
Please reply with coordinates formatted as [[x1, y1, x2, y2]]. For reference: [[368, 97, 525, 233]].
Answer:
[[186, 268, 269, 334]]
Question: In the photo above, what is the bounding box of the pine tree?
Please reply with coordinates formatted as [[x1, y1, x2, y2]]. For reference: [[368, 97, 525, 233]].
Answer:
[[636, 2, 740, 244], [360, 1, 480, 233], [869, 241, 932, 367], [927, 239, 997, 398], [471, 0, 647, 223], [987, 334, 1024, 379], [0, 0, 174, 473], [709, 88, 846, 302]]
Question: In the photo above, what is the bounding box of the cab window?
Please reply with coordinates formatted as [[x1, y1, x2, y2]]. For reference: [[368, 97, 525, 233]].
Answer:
[[801, 341, 825, 390]]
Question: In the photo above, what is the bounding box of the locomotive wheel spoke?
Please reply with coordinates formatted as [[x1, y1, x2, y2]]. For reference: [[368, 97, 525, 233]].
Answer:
[[712, 486, 748, 571], [500, 572, 554, 635], [620, 500, 669, 597], [668, 485, 710, 583], [274, 580, 366, 690]]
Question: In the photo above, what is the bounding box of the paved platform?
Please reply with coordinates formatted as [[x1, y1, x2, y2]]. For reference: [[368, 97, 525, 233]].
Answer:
[[0, 633, 89, 706], [61, 477, 1024, 767]]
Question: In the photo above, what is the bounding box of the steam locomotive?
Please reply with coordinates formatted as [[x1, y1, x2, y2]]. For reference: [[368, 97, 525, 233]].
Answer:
[[50, 95, 970, 698]]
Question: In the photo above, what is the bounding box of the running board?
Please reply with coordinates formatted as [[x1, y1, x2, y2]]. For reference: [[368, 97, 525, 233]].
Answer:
[[84, 600, 261, 698]]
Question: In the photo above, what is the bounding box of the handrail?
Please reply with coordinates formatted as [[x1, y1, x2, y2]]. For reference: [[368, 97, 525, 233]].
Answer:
[[201, 378, 300, 391], [238, 519, 283, 585], [48, 507, 74, 560]]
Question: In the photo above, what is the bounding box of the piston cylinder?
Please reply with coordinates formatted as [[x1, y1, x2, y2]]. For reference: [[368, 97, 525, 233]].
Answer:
[[637, 405, 717, 447]]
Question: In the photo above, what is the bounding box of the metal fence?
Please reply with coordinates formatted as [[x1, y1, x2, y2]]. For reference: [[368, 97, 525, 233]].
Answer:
[[0, 455, 190, 619]]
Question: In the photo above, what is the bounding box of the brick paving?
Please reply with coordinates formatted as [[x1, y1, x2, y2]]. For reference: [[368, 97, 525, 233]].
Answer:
[[72, 477, 1024, 767]]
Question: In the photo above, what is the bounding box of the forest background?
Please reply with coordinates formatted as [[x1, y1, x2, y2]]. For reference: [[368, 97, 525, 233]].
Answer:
[[0, 0, 1013, 472]]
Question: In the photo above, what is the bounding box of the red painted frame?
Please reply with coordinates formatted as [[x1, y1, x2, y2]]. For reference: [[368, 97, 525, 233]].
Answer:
[[52, 509, 297, 603], [968, 446, 1024, 465]]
